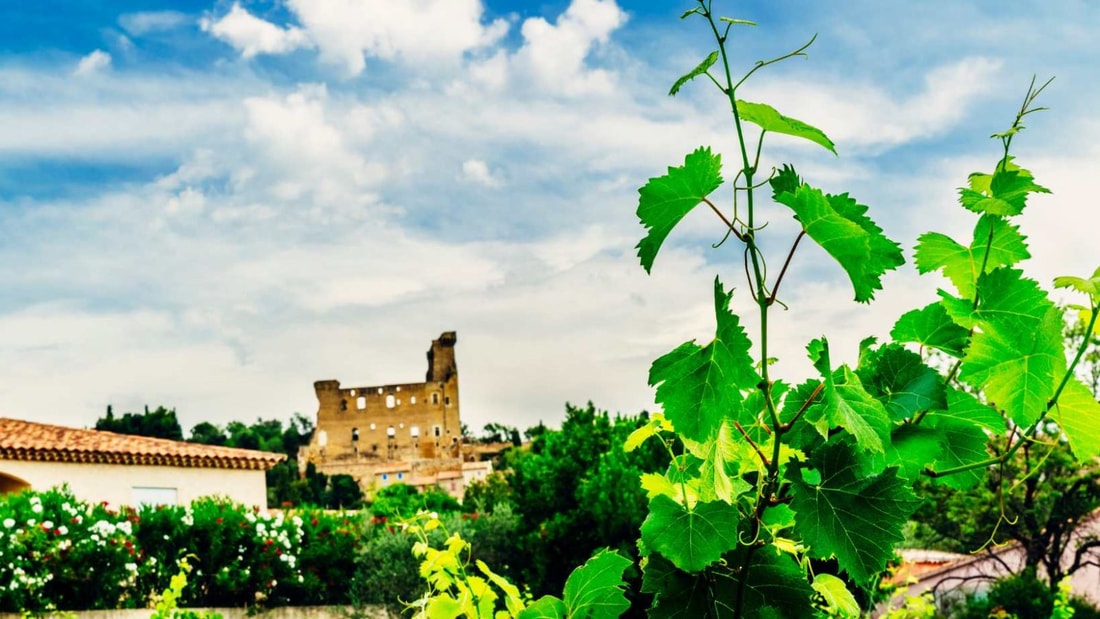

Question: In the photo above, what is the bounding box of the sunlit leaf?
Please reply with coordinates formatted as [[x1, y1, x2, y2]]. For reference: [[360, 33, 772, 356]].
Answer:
[[1051, 377, 1100, 461], [649, 278, 759, 443], [772, 184, 903, 302], [890, 302, 970, 357], [812, 573, 860, 618], [640, 495, 740, 573], [636, 147, 723, 273], [736, 100, 836, 154]]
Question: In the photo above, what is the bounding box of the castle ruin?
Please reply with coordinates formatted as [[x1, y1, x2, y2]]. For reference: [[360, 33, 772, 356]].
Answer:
[[301, 332, 484, 497]]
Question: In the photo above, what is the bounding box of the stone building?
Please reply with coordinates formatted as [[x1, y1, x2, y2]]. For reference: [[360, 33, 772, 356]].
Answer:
[[301, 332, 470, 496]]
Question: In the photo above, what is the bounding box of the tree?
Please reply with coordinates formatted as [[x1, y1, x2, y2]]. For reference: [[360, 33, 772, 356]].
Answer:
[[188, 421, 227, 446], [95, 405, 183, 441], [504, 403, 669, 598]]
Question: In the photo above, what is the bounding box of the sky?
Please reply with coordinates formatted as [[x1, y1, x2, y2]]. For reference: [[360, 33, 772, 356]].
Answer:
[[1, 0, 1097, 437]]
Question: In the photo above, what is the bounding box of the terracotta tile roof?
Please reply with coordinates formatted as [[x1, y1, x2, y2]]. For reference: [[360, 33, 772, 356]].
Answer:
[[0, 418, 285, 471]]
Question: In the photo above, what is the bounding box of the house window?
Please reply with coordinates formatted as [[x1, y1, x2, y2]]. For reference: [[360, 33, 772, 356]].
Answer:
[[433, 426, 442, 438], [387, 425, 396, 437], [340, 399, 347, 411], [132, 487, 178, 506], [431, 393, 439, 405], [357, 396, 366, 410], [381, 473, 388, 481], [411, 426, 420, 438], [386, 395, 395, 408], [450, 482, 456, 491], [369, 422, 376, 430], [444, 396, 452, 407], [397, 472, 404, 480], [352, 428, 359, 442]]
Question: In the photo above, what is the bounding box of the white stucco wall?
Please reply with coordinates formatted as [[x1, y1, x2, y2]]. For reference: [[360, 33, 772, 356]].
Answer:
[[0, 459, 268, 507]]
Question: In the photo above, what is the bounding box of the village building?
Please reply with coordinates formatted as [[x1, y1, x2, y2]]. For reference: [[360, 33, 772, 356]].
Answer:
[[0, 417, 284, 507], [300, 331, 493, 501]]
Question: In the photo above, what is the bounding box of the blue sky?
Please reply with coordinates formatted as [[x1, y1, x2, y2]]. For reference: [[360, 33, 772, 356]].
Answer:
[[1, 0, 1097, 435]]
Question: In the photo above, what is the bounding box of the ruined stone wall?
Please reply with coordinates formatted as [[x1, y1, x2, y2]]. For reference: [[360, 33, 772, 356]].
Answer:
[[305, 332, 461, 472]]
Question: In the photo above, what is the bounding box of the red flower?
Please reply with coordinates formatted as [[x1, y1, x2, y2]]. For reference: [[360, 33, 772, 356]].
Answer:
[[216, 517, 224, 524]]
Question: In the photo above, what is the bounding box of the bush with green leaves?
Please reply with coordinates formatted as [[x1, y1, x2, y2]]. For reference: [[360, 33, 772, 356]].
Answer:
[[0, 487, 366, 612]]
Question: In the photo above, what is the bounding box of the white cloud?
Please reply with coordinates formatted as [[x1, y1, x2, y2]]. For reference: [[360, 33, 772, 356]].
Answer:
[[285, 0, 508, 75], [459, 159, 502, 188], [200, 3, 311, 59], [118, 10, 190, 36], [74, 50, 111, 76], [513, 0, 627, 96]]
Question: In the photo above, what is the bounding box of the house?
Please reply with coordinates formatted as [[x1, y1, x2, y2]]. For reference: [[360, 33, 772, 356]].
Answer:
[[0, 417, 285, 508]]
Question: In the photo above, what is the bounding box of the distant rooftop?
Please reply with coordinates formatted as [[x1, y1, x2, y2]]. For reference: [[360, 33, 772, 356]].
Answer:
[[0, 417, 285, 471]]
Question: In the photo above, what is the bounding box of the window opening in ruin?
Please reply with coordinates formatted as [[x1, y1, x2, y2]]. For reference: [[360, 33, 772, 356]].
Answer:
[[357, 396, 366, 410], [387, 426, 395, 437], [444, 396, 451, 406], [352, 428, 359, 442], [377, 388, 383, 394], [432, 393, 439, 405], [369, 422, 376, 430], [399, 423, 404, 429], [396, 386, 401, 392], [340, 399, 347, 411], [411, 426, 420, 437], [434, 426, 441, 437], [411, 396, 417, 404], [386, 394, 395, 408], [371, 444, 378, 451], [350, 389, 356, 396]]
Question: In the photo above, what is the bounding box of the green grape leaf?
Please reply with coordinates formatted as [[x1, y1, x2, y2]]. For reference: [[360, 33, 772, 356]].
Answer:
[[929, 388, 1004, 434], [958, 162, 1050, 216], [560, 549, 632, 619], [683, 421, 754, 503], [1054, 266, 1100, 302], [736, 100, 837, 154], [640, 495, 740, 573], [773, 184, 903, 302], [1051, 377, 1100, 461], [787, 441, 919, 581], [624, 413, 673, 452], [805, 339, 891, 454], [914, 215, 1030, 298], [967, 268, 1054, 325], [729, 547, 818, 618], [888, 424, 944, 482], [669, 51, 718, 96], [922, 417, 987, 490], [812, 573, 860, 618], [856, 343, 946, 421], [959, 307, 1066, 427], [518, 596, 567, 619], [641, 554, 716, 618], [890, 302, 970, 358], [636, 147, 723, 273], [649, 277, 760, 443]]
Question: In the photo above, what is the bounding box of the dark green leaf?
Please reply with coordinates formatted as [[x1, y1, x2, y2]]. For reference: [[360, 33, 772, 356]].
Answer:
[[729, 548, 818, 618], [640, 495, 740, 573], [636, 147, 724, 273], [856, 343, 946, 421], [787, 441, 919, 581], [774, 184, 903, 302], [736, 100, 836, 154], [890, 302, 970, 357], [649, 278, 759, 443], [888, 424, 944, 482], [924, 418, 988, 490], [669, 51, 719, 96]]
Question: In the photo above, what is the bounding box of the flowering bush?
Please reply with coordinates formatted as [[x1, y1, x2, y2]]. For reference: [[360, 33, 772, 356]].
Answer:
[[0, 486, 516, 613], [0, 487, 363, 612], [0, 488, 146, 612]]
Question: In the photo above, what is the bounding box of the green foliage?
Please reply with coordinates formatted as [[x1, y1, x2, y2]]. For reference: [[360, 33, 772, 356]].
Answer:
[[619, 2, 1100, 617], [149, 558, 223, 619], [371, 483, 461, 519], [97, 404, 184, 441]]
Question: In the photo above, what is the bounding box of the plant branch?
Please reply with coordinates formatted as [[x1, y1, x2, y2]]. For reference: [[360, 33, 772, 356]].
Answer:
[[767, 231, 806, 306], [734, 421, 770, 466]]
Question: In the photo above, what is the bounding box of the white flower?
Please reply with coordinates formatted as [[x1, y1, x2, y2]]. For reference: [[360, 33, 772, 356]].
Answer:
[[30, 504, 42, 514], [57, 526, 68, 536], [125, 562, 137, 572], [2, 518, 13, 529], [42, 521, 54, 530]]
